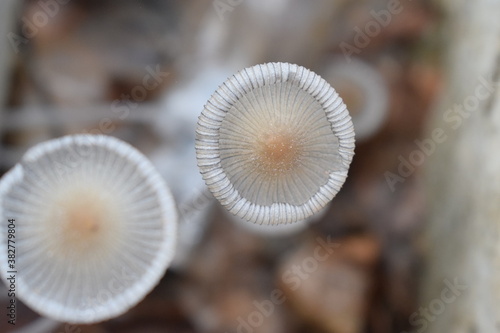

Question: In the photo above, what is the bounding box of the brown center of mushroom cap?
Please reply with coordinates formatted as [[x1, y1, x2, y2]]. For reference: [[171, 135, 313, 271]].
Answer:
[[218, 82, 342, 206], [255, 130, 302, 174], [63, 198, 102, 237], [49, 186, 121, 257]]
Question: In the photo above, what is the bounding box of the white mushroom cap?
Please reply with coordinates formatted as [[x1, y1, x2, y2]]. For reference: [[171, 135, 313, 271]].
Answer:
[[196, 62, 355, 225], [0, 135, 177, 324], [230, 210, 309, 237], [228, 200, 330, 237]]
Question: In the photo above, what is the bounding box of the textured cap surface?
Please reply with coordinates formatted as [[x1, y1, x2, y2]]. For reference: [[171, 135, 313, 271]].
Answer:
[[0, 135, 177, 323], [196, 62, 355, 225]]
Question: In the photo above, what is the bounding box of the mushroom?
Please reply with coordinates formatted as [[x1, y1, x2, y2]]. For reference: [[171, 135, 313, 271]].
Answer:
[[0, 134, 177, 324], [150, 69, 231, 268], [228, 196, 330, 237], [321, 57, 388, 141], [196, 62, 355, 225], [231, 212, 309, 237]]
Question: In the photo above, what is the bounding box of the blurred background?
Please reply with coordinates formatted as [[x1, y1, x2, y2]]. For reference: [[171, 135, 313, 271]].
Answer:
[[0, 0, 446, 332]]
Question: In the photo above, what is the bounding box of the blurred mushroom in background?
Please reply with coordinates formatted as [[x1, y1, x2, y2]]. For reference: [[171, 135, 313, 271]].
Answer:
[[0, 135, 177, 324], [321, 57, 389, 141]]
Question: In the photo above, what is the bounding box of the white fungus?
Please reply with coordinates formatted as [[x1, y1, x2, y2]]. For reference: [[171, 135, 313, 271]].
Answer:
[[0, 135, 177, 324], [321, 57, 388, 141], [230, 211, 309, 237], [196, 62, 355, 225]]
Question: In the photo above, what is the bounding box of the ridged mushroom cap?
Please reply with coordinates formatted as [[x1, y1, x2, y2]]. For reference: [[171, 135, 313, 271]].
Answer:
[[0, 135, 177, 324], [196, 62, 355, 225]]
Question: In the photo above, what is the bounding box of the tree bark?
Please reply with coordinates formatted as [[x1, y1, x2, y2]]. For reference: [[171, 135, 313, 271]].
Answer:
[[423, 0, 500, 332]]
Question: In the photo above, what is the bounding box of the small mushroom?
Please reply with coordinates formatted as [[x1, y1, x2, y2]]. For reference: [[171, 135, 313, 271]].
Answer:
[[0, 135, 177, 323], [196, 62, 355, 225], [321, 57, 389, 141]]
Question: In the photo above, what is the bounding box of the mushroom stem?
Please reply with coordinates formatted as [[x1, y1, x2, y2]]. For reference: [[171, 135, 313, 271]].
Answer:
[[3, 105, 160, 130]]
